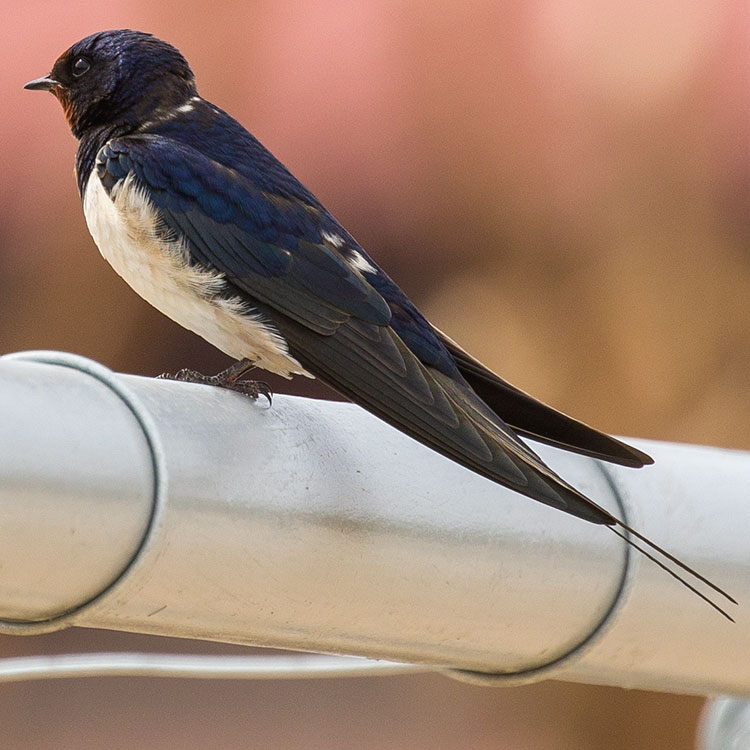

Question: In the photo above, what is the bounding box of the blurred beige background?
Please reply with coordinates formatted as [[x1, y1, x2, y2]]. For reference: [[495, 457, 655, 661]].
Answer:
[[1, 1, 748, 748]]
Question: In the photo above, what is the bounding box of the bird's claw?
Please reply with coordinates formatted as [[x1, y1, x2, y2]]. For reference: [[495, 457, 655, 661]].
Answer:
[[224, 379, 273, 405], [157, 364, 272, 405]]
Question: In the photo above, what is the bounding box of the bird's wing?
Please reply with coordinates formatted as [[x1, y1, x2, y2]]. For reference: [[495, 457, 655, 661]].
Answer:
[[95, 137, 391, 334], [434, 329, 653, 467], [94, 134, 618, 525]]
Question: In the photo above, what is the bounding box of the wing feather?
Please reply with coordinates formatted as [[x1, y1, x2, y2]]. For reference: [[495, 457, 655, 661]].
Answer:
[[95, 134, 619, 525], [434, 328, 653, 467]]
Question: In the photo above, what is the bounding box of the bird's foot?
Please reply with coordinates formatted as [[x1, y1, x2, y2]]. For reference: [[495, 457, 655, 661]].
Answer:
[[157, 358, 272, 405]]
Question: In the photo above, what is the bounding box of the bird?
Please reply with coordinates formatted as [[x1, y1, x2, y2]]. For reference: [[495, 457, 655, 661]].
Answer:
[[25, 29, 734, 618]]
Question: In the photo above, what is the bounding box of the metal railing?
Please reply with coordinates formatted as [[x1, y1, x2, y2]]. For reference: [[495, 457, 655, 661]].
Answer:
[[0, 350, 747, 702]]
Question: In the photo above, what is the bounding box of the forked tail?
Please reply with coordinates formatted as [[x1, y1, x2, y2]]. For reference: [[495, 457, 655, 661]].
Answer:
[[607, 521, 737, 621]]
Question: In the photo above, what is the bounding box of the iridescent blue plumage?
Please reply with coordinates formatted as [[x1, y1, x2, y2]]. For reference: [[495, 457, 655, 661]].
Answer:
[[26, 29, 740, 618], [41, 31, 662, 487], [94, 108, 460, 374], [35, 29, 656, 511]]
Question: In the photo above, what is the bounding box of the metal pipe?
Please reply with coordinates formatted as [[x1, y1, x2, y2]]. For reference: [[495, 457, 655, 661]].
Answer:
[[0, 652, 420, 683], [699, 698, 750, 748], [0, 351, 746, 696], [0, 352, 156, 624]]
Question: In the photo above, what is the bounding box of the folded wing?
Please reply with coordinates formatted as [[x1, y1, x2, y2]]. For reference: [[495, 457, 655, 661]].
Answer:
[[94, 134, 637, 525]]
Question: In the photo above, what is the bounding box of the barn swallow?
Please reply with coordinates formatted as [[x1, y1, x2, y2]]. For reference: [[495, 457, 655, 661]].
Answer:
[[25, 30, 734, 617]]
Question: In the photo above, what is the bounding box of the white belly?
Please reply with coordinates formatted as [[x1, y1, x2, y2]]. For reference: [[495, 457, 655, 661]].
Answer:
[[83, 171, 310, 378]]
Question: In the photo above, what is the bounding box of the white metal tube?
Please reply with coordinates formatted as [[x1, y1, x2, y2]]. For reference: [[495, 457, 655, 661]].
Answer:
[[699, 698, 750, 749], [0, 652, 419, 682], [0, 351, 746, 696], [0, 353, 154, 622]]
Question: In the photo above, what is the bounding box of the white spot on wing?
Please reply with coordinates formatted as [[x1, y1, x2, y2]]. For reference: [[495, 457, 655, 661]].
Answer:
[[83, 171, 312, 379], [347, 249, 377, 275], [321, 230, 344, 248], [137, 96, 203, 130], [321, 230, 377, 274]]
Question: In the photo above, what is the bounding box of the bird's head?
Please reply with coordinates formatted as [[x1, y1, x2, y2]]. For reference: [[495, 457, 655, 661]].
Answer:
[[24, 30, 196, 138]]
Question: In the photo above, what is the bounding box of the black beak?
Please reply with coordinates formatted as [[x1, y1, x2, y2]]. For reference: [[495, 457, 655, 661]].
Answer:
[[24, 76, 59, 91]]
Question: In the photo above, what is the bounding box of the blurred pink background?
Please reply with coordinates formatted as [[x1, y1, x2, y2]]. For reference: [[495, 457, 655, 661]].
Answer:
[[1, 1, 748, 748]]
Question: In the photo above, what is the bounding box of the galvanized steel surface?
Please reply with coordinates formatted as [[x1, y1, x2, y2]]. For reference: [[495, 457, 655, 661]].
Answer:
[[0, 351, 746, 696]]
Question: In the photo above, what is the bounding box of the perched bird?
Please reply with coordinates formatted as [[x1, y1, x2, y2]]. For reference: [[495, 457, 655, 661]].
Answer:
[[26, 29, 733, 617]]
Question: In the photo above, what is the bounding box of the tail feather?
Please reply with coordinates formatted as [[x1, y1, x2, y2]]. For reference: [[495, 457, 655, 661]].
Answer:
[[434, 328, 654, 468], [267, 308, 734, 620]]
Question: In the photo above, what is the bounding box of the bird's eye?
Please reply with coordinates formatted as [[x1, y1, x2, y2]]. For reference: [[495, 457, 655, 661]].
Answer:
[[71, 57, 91, 77]]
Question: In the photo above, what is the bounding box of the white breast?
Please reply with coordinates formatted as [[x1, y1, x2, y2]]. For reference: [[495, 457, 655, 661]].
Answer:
[[83, 171, 311, 379]]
